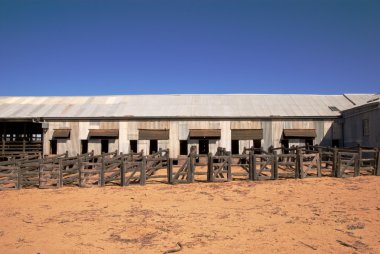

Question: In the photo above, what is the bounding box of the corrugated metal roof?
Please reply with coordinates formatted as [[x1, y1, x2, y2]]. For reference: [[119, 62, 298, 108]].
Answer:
[[0, 94, 375, 119]]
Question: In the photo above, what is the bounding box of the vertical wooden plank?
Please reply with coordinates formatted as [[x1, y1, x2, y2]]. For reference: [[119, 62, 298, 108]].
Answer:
[[248, 151, 254, 181], [295, 148, 300, 179], [207, 153, 212, 182], [354, 153, 360, 177], [100, 154, 105, 187], [252, 154, 257, 181], [188, 153, 195, 183], [59, 159, 63, 187], [78, 155, 83, 187], [273, 151, 278, 180], [298, 149, 304, 179], [316, 153, 322, 177], [120, 159, 125, 186], [227, 154, 232, 182], [140, 156, 146, 185], [16, 163, 21, 190], [270, 155, 275, 180], [336, 152, 342, 178], [167, 158, 173, 184], [332, 148, 338, 177], [376, 150, 380, 176]]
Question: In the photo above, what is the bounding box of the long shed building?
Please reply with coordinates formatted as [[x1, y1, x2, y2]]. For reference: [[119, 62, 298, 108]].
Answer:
[[0, 94, 378, 158]]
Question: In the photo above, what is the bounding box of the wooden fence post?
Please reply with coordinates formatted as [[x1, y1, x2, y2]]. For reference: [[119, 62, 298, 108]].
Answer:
[[298, 148, 304, 179], [295, 147, 300, 179], [376, 149, 380, 176], [59, 159, 63, 188], [316, 153, 322, 177], [227, 154, 232, 182], [78, 155, 83, 187], [354, 153, 360, 177], [332, 148, 338, 177], [252, 154, 258, 180], [140, 156, 146, 186], [207, 153, 212, 182], [120, 159, 125, 186], [167, 158, 173, 184], [188, 153, 195, 183], [248, 152, 254, 181], [273, 151, 278, 180], [100, 154, 105, 187], [16, 163, 22, 190]]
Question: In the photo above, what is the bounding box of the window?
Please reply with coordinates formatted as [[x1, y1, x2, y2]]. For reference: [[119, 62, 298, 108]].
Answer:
[[101, 140, 109, 153], [130, 140, 137, 153], [50, 140, 57, 154], [231, 140, 239, 154], [81, 140, 88, 154], [199, 139, 209, 154], [363, 119, 369, 136], [180, 140, 188, 155], [149, 140, 158, 154]]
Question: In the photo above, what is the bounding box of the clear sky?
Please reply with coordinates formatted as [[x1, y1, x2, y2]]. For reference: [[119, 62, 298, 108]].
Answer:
[[0, 0, 379, 96]]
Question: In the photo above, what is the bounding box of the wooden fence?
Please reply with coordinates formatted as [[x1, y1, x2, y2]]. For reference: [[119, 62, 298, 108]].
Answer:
[[0, 145, 379, 190]]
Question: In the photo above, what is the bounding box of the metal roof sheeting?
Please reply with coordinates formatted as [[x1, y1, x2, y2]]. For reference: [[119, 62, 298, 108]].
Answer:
[[0, 94, 375, 119]]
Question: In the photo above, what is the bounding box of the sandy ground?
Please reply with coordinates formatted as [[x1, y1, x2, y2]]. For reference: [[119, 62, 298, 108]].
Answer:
[[0, 175, 379, 254]]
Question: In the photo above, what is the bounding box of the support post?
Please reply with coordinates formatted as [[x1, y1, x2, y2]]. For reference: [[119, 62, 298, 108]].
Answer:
[[16, 163, 22, 190], [78, 155, 83, 187], [140, 156, 146, 185], [227, 154, 232, 182], [188, 153, 195, 183], [376, 149, 380, 176], [248, 152, 253, 181], [316, 153, 322, 177], [167, 158, 173, 184], [207, 153, 212, 182], [252, 154, 258, 180], [332, 148, 338, 177], [100, 154, 105, 187], [354, 153, 360, 177], [273, 151, 278, 180], [59, 159, 63, 187], [295, 147, 300, 179], [120, 159, 125, 186]]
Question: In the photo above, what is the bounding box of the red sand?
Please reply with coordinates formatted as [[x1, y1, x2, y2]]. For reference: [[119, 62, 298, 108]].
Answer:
[[0, 176, 379, 253]]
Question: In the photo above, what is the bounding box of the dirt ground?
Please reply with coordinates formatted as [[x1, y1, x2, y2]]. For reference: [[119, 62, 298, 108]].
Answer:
[[0, 175, 379, 254]]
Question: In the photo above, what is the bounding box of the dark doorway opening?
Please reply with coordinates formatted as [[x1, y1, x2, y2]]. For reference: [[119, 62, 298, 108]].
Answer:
[[305, 139, 314, 146], [130, 140, 137, 153], [101, 140, 109, 154], [180, 140, 188, 155], [81, 140, 88, 154], [332, 139, 340, 148], [199, 139, 209, 154], [231, 140, 239, 154], [150, 140, 158, 154], [50, 140, 57, 154], [281, 139, 289, 154]]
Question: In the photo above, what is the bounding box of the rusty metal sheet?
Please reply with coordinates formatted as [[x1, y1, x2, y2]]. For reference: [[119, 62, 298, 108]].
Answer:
[[189, 129, 221, 139], [231, 129, 263, 140], [138, 129, 169, 140], [88, 129, 119, 138], [52, 129, 71, 139], [283, 129, 317, 138]]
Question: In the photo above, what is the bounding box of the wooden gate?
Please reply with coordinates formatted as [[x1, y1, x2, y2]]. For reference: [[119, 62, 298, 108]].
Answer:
[[252, 154, 275, 180], [299, 152, 321, 178], [208, 155, 231, 182], [337, 152, 359, 178]]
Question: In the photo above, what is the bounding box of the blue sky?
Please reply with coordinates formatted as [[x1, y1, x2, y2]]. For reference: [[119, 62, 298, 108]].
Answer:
[[0, 0, 379, 95]]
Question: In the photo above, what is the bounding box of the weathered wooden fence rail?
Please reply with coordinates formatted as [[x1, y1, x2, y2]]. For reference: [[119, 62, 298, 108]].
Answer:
[[0, 145, 379, 190]]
